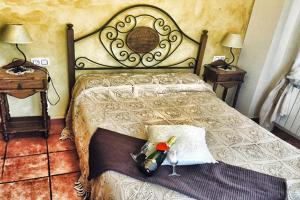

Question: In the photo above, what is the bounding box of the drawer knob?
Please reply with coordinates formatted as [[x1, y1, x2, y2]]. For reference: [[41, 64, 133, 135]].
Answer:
[[17, 83, 22, 90]]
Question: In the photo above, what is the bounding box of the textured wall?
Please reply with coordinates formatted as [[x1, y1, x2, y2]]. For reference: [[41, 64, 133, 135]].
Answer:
[[0, 0, 254, 118]]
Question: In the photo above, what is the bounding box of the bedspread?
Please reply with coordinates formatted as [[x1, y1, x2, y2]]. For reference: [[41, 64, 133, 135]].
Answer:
[[63, 73, 300, 200]]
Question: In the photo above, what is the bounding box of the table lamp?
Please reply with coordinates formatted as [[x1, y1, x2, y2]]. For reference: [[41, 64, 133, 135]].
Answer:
[[0, 24, 33, 74], [221, 33, 243, 68]]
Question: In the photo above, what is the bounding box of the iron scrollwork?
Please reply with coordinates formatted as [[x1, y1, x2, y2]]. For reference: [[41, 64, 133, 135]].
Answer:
[[75, 6, 198, 70]]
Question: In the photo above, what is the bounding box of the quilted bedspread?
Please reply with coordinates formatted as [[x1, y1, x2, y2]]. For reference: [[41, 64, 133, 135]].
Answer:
[[63, 72, 300, 200]]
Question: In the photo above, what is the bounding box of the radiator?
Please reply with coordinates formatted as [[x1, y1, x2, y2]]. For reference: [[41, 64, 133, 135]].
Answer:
[[275, 86, 300, 140]]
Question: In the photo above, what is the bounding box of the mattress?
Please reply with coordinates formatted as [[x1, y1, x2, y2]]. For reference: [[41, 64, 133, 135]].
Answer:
[[63, 72, 300, 200]]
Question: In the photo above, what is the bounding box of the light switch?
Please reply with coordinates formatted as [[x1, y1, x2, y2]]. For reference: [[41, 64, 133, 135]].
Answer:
[[31, 58, 50, 66], [213, 56, 225, 62]]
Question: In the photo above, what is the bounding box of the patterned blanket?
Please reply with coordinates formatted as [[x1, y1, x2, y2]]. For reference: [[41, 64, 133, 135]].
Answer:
[[89, 128, 286, 200], [62, 72, 300, 200]]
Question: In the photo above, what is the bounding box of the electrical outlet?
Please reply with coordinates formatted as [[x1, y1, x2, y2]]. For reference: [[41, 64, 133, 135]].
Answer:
[[213, 56, 225, 62], [31, 58, 50, 66]]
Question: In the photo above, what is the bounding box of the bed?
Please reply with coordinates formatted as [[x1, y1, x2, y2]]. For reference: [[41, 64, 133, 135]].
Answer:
[[63, 4, 300, 200]]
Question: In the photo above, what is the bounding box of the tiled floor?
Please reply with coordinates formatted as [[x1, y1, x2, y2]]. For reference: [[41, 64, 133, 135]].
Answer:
[[0, 120, 82, 200]]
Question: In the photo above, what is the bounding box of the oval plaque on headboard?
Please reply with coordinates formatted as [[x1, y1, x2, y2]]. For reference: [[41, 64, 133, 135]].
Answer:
[[126, 26, 159, 53]]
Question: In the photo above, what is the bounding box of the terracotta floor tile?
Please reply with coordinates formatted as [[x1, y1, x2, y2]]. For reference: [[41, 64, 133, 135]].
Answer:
[[2, 154, 48, 182], [51, 172, 82, 200], [0, 139, 6, 159], [49, 150, 79, 175], [0, 177, 50, 200], [6, 137, 47, 158], [47, 134, 75, 152]]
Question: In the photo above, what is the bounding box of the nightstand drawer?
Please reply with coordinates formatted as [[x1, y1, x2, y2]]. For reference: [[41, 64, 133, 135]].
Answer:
[[0, 80, 46, 90], [216, 74, 244, 82]]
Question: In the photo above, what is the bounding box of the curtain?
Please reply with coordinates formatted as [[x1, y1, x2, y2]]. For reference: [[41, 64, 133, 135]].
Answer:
[[287, 51, 300, 87], [259, 0, 300, 130], [260, 48, 300, 130]]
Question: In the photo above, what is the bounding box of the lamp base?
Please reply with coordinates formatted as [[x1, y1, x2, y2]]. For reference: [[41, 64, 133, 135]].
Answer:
[[6, 66, 34, 75]]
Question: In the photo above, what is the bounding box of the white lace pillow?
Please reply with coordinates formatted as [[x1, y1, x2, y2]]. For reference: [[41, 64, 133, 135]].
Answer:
[[147, 125, 217, 165]]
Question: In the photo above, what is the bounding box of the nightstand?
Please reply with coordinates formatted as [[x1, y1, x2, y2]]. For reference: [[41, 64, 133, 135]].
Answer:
[[203, 65, 246, 107], [0, 61, 50, 141]]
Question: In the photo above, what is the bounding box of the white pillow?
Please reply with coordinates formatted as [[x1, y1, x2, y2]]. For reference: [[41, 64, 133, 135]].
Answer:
[[147, 125, 217, 165]]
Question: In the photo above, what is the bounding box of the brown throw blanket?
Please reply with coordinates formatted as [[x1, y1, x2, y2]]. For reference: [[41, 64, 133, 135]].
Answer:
[[88, 128, 286, 200]]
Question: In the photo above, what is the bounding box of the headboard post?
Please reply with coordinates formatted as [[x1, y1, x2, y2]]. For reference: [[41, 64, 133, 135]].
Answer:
[[194, 30, 208, 76], [66, 24, 75, 98]]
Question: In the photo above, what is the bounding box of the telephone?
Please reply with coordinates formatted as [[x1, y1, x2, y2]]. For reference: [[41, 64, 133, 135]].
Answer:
[[206, 59, 232, 70]]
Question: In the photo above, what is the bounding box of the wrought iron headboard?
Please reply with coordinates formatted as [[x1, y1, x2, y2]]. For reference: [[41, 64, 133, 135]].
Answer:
[[66, 4, 208, 94]]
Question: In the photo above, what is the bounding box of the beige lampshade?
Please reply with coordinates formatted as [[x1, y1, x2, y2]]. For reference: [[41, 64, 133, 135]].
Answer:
[[0, 24, 33, 44], [221, 33, 243, 48]]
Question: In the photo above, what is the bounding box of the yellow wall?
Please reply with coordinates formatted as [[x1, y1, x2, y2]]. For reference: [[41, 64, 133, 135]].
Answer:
[[0, 0, 254, 119]]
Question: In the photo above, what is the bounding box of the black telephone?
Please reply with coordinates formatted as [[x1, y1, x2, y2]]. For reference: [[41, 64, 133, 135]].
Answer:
[[206, 59, 231, 70]]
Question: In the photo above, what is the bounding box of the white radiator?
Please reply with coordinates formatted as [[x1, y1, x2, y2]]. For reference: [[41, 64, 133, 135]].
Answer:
[[275, 86, 300, 140]]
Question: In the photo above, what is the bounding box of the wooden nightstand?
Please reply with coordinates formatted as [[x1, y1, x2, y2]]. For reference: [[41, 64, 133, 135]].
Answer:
[[203, 65, 246, 107], [0, 61, 50, 141]]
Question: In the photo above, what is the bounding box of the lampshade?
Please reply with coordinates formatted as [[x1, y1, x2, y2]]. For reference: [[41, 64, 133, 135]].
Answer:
[[0, 24, 33, 44], [221, 33, 243, 48]]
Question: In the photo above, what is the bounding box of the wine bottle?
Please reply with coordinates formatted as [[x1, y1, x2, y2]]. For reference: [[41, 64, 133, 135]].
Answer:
[[138, 136, 177, 176]]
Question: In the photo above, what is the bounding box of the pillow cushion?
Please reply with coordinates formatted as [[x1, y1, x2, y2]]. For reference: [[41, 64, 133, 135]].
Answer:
[[147, 125, 217, 165]]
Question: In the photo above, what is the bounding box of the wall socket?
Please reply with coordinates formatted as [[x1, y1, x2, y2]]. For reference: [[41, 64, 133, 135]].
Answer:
[[31, 58, 50, 66], [212, 56, 226, 62]]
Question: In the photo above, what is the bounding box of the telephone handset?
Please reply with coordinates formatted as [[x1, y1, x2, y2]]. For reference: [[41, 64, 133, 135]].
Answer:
[[208, 59, 229, 68]]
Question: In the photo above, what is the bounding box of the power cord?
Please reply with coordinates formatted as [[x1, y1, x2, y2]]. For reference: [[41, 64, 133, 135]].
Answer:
[[30, 66, 61, 106], [47, 75, 61, 106]]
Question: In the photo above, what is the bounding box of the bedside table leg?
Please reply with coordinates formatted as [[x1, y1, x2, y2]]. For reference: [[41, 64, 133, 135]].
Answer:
[[222, 87, 228, 101], [40, 92, 49, 138], [0, 94, 9, 141], [213, 83, 218, 92], [4, 94, 10, 121], [43, 131, 49, 139], [233, 84, 242, 108]]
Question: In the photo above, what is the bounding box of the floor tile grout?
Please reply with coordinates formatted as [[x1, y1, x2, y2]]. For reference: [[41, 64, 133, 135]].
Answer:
[[50, 171, 80, 177], [1, 142, 7, 179], [4, 149, 76, 160], [46, 137, 53, 200], [48, 149, 76, 154], [5, 152, 48, 159], [0, 175, 49, 185], [50, 169, 81, 177], [0, 171, 81, 185]]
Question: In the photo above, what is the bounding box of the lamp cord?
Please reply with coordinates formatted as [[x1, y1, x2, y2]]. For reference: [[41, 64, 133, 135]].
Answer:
[[228, 47, 235, 65], [47, 75, 61, 106], [15, 44, 27, 66], [30, 66, 61, 106]]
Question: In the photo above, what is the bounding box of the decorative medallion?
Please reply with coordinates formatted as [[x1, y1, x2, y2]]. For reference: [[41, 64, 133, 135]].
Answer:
[[126, 26, 159, 53]]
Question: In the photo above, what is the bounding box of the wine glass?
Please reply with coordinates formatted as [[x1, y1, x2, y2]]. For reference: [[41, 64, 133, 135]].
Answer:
[[130, 141, 150, 162], [167, 149, 180, 176]]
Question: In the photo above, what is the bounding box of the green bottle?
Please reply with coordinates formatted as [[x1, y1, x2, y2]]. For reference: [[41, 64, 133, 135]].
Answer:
[[138, 136, 177, 176]]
